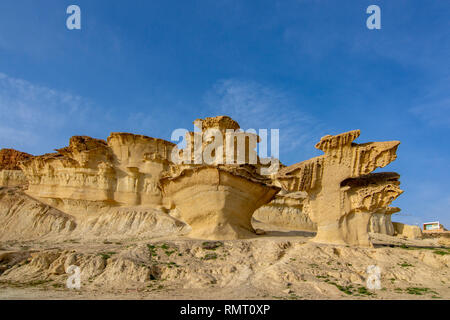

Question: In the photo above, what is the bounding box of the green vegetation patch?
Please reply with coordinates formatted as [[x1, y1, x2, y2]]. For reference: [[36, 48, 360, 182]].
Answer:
[[202, 241, 223, 250], [98, 252, 116, 260], [202, 253, 218, 260], [398, 262, 413, 268], [405, 287, 438, 295]]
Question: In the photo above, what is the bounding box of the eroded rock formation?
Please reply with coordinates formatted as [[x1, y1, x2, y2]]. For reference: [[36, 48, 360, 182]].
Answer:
[[0, 149, 34, 171], [277, 130, 403, 246], [160, 116, 280, 239], [15, 116, 279, 240], [0, 149, 33, 187], [1, 118, 407, 246], [252, 191, 317, 232], [20, 134, 175, 217], [393, 222, 423, 240], [0, 187, 186, 241]]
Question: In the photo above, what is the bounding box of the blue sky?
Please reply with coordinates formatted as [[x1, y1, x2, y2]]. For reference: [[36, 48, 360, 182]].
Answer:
[[0, 0, 449, 227]]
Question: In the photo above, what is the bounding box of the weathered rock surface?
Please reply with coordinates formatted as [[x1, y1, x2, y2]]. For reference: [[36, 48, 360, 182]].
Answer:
[[0, 187, 187, 241], [0, 187, 76, 241], [0, 149, 33, 187], [0, 170, 28, 187], [252, 191, 317, 232], [0, 238, 448, 300], [393, 222, 423, 240], [0, 118, 411, 246], [0, 149, 34, 171], [161, 116, 280, 240], [20, 134, 175, 217], [277, 130, 402, 247]]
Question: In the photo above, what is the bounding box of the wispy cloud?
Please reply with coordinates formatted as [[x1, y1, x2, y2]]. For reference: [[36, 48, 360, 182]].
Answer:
[[0, 72, 97, 152], [203, 79, 324, 162], [409, 79, 450, 128]]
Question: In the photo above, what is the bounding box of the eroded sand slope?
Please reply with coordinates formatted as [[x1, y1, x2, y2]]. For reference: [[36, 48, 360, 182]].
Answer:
[[0, 187, 448, 300]]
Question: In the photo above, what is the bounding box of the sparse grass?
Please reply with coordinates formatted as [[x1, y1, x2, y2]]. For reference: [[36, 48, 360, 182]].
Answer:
[[167, 262, 179, 268], [399, 245, 450, 256], [405, 287, 437, 295], [433, 250, 449, 256], [164, 250, 176, 257], [202, 253, 218, 260], [147, 244, 158, 257], [357, 286, 374, 296], [202, 241, 223, 250], [288, 293, 301, 300], [98, 252, 116, 260], [398, 262, 413, 268], [316, 275, 375, 297], [329, 282, 353, 295], [25, 279, 52, 287]]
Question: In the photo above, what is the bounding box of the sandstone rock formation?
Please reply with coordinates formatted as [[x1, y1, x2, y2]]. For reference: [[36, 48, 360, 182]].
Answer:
[[277, 130, 403, 246], [14, 116, 279, 241], [20, 134, 175, 217], [0, 148, 34, 171], [0, 149, 33, 187], [369, 207, 399, 236], [0, 187, 187, 241], [252, 191, 317, 232], [1, 118, 408, 246], [160, 116, 280, 240], [393, 222, 423, 240]]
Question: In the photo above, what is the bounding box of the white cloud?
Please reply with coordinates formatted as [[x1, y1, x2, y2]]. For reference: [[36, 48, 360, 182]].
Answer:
[[411, 101, 450, 128], [409, 81, 450, 128], [0, 72, 95, 151], [203, 79, 324, 162]]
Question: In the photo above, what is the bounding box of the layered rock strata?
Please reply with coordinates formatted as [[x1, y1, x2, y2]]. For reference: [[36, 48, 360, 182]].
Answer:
[[0, 149, 33, 187], [252, 191, 317, 232], [160, 116, 280, 239], [276, 130, 403, 246]]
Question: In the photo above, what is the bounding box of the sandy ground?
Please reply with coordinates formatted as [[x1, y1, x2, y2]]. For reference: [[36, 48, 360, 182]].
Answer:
[[0, 228, 449, 300]]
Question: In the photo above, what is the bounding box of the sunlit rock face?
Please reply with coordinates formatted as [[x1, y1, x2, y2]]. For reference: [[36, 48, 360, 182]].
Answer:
[[18, 116, 280, 240], [0, 149, 33, 187], [160, 116, 280, 240], [276, 130, 403, 247], [252, 191, 317, 232], [161, 166, 279, 240], [106, 133, 175, 207], [0, 148, 34, 171], [369, 205, 400, 236], [20, 134, 175, 217], [4, 118, 405, 246]]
